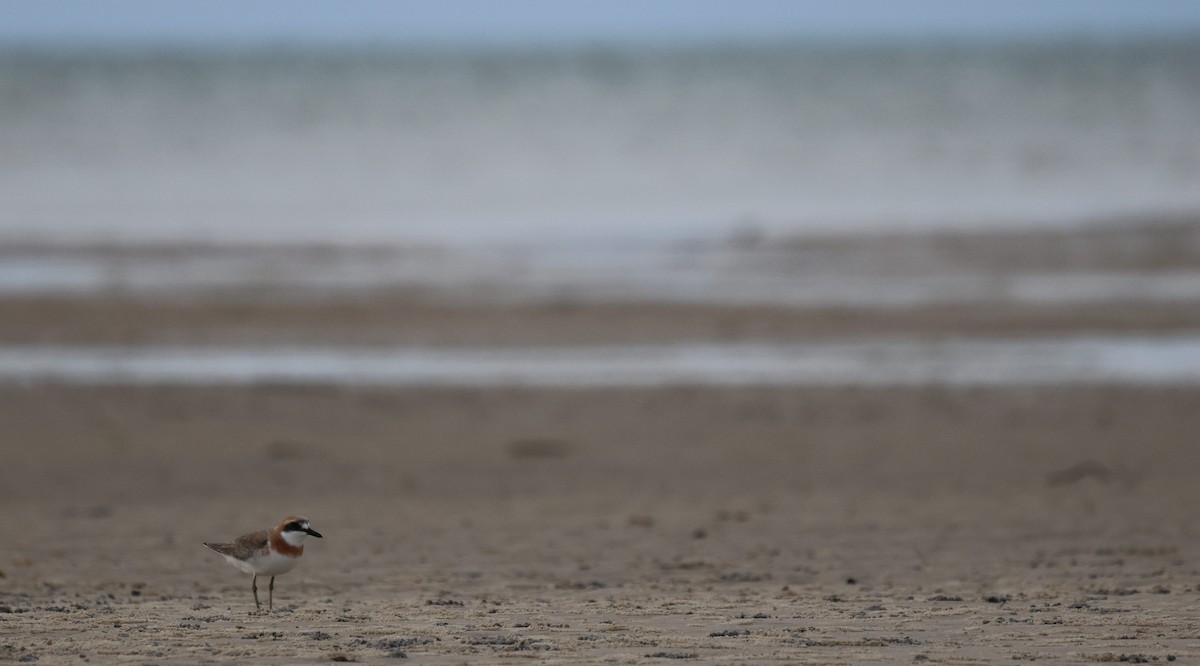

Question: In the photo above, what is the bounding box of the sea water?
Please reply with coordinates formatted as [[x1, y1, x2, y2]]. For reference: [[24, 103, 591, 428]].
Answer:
[[3, 38, 1200, 386], [2, 38, 1198, 247]]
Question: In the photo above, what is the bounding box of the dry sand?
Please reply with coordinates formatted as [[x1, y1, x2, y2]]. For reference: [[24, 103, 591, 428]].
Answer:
[[4, 223, 1200, 663], [3, 383, 1200, 664]]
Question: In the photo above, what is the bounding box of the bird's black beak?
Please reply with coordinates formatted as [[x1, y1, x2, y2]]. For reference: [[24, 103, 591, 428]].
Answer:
[[305, 527, 323, 538]]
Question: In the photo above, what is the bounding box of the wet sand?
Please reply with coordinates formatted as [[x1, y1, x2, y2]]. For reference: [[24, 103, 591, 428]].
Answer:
[[4, 223, 1200, 663], [3, 217, 1200, 347]]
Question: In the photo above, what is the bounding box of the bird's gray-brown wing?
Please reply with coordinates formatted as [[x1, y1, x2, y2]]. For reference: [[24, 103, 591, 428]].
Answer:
[[204, 529, 269, 559]]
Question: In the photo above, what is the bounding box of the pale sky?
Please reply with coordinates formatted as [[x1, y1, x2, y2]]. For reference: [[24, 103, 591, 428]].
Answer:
[[2, 0, 1200, 45]]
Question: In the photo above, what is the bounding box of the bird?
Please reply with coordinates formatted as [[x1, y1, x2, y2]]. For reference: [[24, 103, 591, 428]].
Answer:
[[203, 515, 323, 610]]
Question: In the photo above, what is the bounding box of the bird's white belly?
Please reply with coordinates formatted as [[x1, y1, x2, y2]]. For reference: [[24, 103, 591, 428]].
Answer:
[[223, 550, 300, 577]]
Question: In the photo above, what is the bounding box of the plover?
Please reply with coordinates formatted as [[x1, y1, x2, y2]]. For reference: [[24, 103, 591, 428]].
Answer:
[[204, 515, 323, 610]]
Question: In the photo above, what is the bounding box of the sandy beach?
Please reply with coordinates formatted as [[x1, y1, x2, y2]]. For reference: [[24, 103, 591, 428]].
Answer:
[[4, 222, 1200, 663], [2, 382, 1200, 663], [4, 20, 1200, 661]]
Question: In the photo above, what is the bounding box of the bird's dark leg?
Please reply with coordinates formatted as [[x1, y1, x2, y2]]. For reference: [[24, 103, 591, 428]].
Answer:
[[269, 576, 275, 610], [252, 574, 260, 610]]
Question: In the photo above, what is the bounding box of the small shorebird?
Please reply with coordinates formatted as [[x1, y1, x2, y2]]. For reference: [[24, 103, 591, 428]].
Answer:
[[203, 515, 323, 610]]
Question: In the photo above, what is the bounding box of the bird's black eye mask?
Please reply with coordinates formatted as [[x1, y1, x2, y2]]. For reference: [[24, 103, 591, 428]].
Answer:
[[285, 521, 304, 532]]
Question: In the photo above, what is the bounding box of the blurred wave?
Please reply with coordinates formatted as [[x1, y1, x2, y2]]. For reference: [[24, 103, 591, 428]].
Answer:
[[2, 38, 1199, 246]]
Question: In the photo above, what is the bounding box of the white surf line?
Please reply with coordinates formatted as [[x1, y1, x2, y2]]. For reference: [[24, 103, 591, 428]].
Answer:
[[5, 252, 1200, 309], [1, 337, 1200, 387]]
